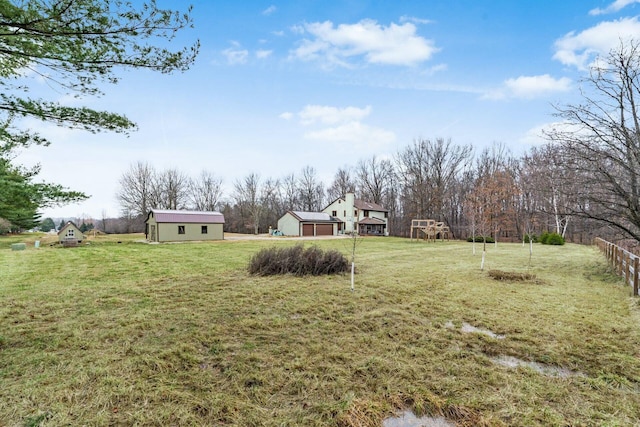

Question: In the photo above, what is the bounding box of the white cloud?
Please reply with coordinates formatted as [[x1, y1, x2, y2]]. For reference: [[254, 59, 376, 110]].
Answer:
[[291, 19, 439, 67], [589, 0, 640, 15], [505, 75, 572, 98], [399, 15, 434, 25], [553, 17, 640, 69], [286, 104, 395, 149], [298, 105, 372, 125], [262, 5, 277, 16], [304, 121, 395, 148], [484, 75, 572, 100], [256, 49, 273, 59], [222, 47, 249, 65]]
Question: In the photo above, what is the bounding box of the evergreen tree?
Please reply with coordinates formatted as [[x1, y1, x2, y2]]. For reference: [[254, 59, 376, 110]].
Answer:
[[0, 1, 198, 220]]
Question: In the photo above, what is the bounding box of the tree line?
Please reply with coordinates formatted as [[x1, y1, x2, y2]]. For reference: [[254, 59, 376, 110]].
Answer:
[[114, 138, 606, 243]]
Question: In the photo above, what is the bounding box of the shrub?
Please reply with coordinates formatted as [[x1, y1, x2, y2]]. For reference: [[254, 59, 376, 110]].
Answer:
[[539, 232, 565, 245], [523, 234, 538, 243], [248, 244, 349, 276], [466, 236, 495, 243], [539, 232, 549, 244], [543, 232, 565, 245]]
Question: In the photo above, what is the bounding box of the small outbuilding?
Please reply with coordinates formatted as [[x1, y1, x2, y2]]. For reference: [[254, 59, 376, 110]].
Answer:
[[58, 221, 84, 245], [277, 211, 340, 237], [145, 209, 225, 242]]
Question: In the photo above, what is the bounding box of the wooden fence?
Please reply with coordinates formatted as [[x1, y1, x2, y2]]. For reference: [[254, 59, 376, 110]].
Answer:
[[594, 237, 639, 296]]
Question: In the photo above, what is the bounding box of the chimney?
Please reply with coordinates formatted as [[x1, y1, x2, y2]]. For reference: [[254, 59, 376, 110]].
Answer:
[[345, 192, 355, 233]]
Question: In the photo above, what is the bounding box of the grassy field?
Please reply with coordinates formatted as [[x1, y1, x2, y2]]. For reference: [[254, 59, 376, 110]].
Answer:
[[1, 234, 639, 426]]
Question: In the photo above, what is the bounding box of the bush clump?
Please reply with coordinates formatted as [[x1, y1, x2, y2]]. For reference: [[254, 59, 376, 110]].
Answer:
[[248, 244, 349, 276], [466, 236, 495, 243], [539, 232, 565, 245], [523, 234, 538, 243]]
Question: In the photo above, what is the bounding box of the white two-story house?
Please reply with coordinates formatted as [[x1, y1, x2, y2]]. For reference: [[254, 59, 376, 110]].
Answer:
[[322, 193, 388, 236]]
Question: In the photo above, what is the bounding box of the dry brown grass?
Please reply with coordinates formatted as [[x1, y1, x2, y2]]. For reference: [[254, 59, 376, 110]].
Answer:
[[0, 236, 639, 426]]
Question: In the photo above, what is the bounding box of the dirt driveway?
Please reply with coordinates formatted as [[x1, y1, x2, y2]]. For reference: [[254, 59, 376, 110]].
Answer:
[[224, 233, 349, 241]]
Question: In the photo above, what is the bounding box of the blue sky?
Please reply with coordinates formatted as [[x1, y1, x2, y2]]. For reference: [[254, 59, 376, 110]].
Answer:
[[16, 0, 640, 219]]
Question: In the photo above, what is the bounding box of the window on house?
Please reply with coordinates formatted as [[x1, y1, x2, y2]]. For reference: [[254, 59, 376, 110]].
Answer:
[[354, 210, 358, 217], [201, 225, 208, 234], [67, 229, 74, 237], [332, 210, 337, 217], [178, 225, 185, 234], [363, 210, 369, 217], [343, 210, 346, 216], [384, 212, 388, 218]]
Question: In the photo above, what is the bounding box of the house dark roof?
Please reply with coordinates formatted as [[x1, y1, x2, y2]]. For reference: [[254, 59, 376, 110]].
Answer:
[[148, 209, 225, 224], [323, 195, 388, 213], [354, 199, 387, 212], [359, 217, 386, 225], [289, 211, 339, 222]]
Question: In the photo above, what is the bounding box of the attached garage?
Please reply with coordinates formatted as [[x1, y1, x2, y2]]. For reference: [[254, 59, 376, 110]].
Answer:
[[302, 223, 314, 236], [277, 211, 340, 237], [316, 224, 334, 236]]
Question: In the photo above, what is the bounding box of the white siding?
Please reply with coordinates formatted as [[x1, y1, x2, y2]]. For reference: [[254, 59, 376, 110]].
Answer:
[[277, 212, 302, 236]]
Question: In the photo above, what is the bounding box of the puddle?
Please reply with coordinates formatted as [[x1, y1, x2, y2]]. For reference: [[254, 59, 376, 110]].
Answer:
[[461, 322, 505, 339], [491, 355, 584, 378], [446, 320, 505, 339], [383, 411, 454, 427]]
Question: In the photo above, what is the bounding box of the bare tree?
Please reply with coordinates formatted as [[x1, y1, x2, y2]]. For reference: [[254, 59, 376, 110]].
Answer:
[[297, 166, 325, 211], [234, 173, 264, 234], [281, 173, 300, 211], [396, 138, 472, 234], [155, 168, 189, 210], [545, 39, 640, 241], [189, 170, 223, 211], [116, 161, 156, 217], [356, 156, 395, 205], [327, 166, 356, 202]]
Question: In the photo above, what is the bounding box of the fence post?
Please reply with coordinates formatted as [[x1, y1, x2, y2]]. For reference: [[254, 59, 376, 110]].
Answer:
[[625, 252, 631, 285], [635, 257, 639, 297]]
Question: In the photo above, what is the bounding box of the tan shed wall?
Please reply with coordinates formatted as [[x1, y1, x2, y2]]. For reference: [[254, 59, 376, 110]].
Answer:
[[58, 224, 84, 243], [156, 222, 223, 242]]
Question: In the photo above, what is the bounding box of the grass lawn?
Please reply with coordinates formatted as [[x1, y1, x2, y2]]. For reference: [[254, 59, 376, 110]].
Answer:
[[1, 234, 639, 426]]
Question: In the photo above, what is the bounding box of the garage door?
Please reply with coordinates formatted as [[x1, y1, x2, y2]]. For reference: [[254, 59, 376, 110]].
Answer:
[[316, 224, 333, 236], [302, 224, 314, 236]]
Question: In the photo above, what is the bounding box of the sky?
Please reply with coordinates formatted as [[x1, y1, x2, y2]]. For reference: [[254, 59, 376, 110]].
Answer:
[[14, 0, 640, 220]]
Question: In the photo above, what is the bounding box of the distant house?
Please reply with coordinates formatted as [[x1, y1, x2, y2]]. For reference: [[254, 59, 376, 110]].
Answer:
[[58, 221, 85, 245], [145, 209, 225, 242], [322, 193, 388, 236], [277, 211, 340, 237]]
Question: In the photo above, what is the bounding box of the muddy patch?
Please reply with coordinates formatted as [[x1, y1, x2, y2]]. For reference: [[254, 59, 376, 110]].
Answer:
[[446, 321, 505, 339], [491, 355, 584, 378], [383, 410, 454, 427]]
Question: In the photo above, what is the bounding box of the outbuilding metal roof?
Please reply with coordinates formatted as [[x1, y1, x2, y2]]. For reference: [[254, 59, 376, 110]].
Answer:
[[149, 209, 225, 224], [290, 211, 338, 222]]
